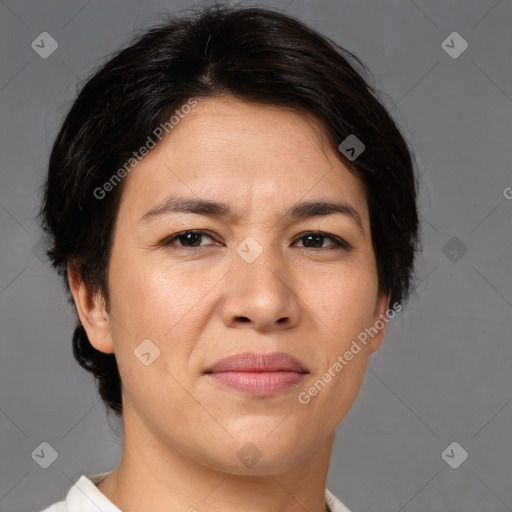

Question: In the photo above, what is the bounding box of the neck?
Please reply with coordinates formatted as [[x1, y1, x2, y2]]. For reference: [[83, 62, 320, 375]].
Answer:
[[98, 408, 334, 512]]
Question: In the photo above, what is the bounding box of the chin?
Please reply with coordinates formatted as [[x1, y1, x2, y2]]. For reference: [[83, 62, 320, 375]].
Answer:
[[194, 429, 313, 476]]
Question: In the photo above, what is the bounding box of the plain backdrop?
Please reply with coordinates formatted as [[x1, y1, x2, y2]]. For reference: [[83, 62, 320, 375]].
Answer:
[[0, 1, 511, 511]]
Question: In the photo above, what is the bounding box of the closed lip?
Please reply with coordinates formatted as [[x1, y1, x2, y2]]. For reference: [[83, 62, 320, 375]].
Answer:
[[204, 351, 309, 374]]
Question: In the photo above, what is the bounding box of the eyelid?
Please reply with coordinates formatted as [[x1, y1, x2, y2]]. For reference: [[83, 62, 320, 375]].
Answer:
[[293, 231, 351, 250], [159, 229, 219, 248], [159, 229, 351, 250]]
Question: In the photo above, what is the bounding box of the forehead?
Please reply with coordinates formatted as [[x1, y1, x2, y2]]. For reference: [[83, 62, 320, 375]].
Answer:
[[117, 96, 368, 224]]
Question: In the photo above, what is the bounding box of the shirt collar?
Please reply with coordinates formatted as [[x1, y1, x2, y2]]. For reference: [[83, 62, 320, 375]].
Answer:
[[65, 473, 352, 512], [64, 472, 121, 511]]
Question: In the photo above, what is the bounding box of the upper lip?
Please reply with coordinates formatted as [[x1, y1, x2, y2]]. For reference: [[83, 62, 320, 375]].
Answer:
[[204, 352, 309, 374]]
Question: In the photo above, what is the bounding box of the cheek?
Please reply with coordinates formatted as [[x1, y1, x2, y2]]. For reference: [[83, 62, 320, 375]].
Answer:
[[108, 250, 214, 338], [306, 261, 379, 338], [105, 260, 206, 412], [300, 263, 377, 406]]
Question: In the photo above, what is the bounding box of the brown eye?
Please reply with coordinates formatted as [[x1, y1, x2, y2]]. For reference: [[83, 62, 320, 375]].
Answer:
[[294, 231, 350, 250], [161, 230, 217, 248]]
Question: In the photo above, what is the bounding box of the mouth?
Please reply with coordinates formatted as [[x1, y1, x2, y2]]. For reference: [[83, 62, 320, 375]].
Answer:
[[204, 351, 309, 397]]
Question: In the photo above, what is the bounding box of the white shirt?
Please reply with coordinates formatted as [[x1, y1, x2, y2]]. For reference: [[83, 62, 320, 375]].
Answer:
[[40, 472, 353, 512]]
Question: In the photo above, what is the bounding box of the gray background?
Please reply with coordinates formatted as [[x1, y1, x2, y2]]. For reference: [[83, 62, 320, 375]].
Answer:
[[0, 0, 511, 511]]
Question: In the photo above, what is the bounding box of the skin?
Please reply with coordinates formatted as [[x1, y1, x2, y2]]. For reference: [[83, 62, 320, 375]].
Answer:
[[68, 95, 390, 512]]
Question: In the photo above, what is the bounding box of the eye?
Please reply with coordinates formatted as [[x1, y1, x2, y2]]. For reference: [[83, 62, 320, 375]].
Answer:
[[293, 231, 350, 250], [159, 230, 350, 251], [160, 230, 219, 249]]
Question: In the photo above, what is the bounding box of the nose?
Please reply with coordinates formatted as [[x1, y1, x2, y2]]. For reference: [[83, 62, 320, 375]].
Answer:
[[219, 244, 301, 332]]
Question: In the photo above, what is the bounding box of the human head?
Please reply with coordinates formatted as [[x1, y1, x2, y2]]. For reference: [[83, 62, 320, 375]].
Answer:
[[39, 4, 420, 419]]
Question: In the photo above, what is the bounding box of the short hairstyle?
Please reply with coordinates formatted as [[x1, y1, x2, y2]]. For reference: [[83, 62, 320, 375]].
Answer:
[[39, 4, 421, 415]]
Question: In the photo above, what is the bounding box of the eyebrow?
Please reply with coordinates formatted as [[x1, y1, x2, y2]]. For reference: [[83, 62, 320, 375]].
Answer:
[[140, 196, 363, 231]]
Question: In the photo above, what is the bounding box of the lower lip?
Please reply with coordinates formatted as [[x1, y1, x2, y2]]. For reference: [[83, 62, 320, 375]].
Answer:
[[207, 371, 306, 397]]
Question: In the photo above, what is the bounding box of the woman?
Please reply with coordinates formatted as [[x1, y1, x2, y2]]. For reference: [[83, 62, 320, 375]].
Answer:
[[38, 4, 420, 511]]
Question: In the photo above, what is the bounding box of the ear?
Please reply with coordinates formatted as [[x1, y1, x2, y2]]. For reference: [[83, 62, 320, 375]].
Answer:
[[67, 264, 114, 354], [368, 292, 391, 354]]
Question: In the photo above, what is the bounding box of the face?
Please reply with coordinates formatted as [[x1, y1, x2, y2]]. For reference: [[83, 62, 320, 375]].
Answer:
[[72, 96, 390, 475]]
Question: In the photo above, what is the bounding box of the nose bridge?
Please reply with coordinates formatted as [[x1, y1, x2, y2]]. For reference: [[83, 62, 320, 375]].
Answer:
[[220, 235, 300, 330], [235, 237, 290, 302]]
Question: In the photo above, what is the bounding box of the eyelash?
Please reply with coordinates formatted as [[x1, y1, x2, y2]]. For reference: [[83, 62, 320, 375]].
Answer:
[[159, 230, 351, 251]]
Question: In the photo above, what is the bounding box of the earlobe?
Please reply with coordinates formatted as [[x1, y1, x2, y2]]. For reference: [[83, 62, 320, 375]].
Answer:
[[369, 292, 391, 354], [67, 264, 114, 354]]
